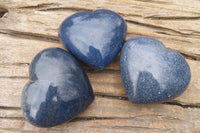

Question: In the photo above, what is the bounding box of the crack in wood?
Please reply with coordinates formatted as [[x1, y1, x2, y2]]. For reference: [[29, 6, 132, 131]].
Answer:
[[0, 117, 24, 120], [145, 16, 200, 20], [39, 7, 93, 12], [163, 101, 200, 109], [166, 48, 200, 60], [0, 76, 28, 79], [0, 29, 59, 43], [0, 63, 30, 67], [18, 3, 59, 9], [0, 115, 178, 123], [0, 106, 21, 110], [90, 125, 171, 131], [178, 51, 200, 60], [69, 114, 177, 122], [95, 92, 200, 109], [0, 7, 8, 18], [134, 0, 170, 4], [95, 92, 128, 100], [71, 116, 119, 122], [19, 3, 93, 12], [87, 69, 120, 74]]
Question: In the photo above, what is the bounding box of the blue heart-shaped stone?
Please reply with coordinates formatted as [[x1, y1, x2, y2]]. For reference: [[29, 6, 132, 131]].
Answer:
[[59, 9, 127, 69], [120, 37, 191, 104], [22, 48, 94, 127]]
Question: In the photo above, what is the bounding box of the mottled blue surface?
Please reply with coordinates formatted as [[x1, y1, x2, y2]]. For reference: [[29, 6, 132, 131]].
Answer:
[[59, 9, 127, 69], [120, 37, 191, 104], [22, 48, 94, 127]]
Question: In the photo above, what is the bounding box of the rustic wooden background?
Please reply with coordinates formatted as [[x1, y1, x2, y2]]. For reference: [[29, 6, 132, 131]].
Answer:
[[0, 0, 200, 133]]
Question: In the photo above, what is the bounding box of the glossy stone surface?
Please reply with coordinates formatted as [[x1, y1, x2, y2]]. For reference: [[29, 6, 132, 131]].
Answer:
[[120, 37, 191, 104], [22, 48, 94, 127], [59, 9, 127, 69]]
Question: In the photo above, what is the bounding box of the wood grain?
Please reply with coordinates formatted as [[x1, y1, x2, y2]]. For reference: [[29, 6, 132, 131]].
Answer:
[[0, 97, 199, 133], [0, 0, 200, 132]]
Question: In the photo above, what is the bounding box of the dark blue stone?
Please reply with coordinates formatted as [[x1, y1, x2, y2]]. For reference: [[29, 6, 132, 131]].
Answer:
[[22, 48, 94, 127], [59, 9, 127, 69], [120, 37, 191, 104]]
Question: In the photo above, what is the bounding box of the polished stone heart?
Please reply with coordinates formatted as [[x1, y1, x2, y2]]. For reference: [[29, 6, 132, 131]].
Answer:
[[59, 9, 127, 69], [120, 37, 191, 104], [22, 48, 94, 127]]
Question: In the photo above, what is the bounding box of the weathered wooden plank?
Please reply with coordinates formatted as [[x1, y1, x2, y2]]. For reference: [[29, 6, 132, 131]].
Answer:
[[0, 96, 199, 120], [0, 34, 62, 65], [0, 107, 22, 118], [1, 0, 200, 59], [0, 129, 21, 133], [0, 119, 194, 133], [1, 0, 200, 132], [1, 57, 200, 108], [0, 97, 200, 132], [0, 34, 199, 107], [0, 116, 194, 133], [0, 119, 23, 130], [0, 33, 119, 70]]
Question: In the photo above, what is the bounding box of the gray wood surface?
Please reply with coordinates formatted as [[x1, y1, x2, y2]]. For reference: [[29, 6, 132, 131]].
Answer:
[[0, 0, 200, 132]]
